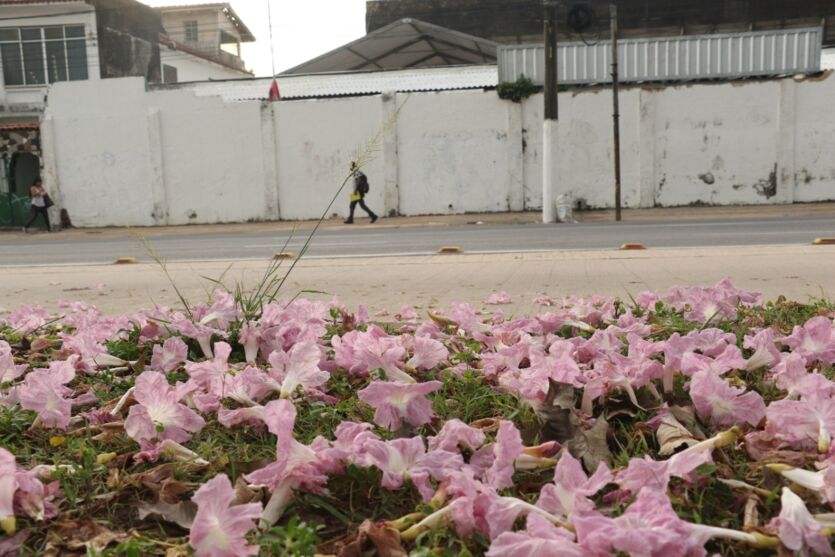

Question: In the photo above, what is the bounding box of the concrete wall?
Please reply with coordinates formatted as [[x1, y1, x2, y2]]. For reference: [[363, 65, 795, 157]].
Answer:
[[41, 73, 835, 227], [160, 49, 248, 82]]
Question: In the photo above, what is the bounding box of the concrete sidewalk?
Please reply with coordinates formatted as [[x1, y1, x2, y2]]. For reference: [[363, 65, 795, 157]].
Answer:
[[1, 245, 832, 317], [3, 202, 833, 241]]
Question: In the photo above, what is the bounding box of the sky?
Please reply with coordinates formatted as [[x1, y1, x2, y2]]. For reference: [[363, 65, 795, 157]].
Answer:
[[143, 0, 368, 75]]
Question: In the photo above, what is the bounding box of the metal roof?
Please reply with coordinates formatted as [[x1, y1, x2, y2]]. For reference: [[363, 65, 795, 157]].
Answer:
[[500, 27, 823, 86], [281, 18, 498, 75], [153, 65, 499, 101]]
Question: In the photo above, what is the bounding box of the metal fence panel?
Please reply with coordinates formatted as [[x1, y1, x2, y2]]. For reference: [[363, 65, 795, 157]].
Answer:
[[499, 27, 822, 85]]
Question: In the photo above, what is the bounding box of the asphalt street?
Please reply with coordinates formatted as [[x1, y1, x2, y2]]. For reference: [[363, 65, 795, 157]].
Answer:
[[1, 215, 834, 266]]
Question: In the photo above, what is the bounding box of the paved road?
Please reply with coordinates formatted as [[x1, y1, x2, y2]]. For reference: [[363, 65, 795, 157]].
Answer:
[[2, 215, 834, 266]]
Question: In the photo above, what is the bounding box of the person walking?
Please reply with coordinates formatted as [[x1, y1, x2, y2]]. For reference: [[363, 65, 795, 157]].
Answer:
[[344, 161, 377, 224], [23, 178, 52, 233]]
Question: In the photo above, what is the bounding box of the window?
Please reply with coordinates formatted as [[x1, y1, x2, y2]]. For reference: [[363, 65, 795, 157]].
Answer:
[[163, 64, 178, 83], [184, 20, 198, 43], [219, 30, 239, 57], [0, 25, 87, 87]]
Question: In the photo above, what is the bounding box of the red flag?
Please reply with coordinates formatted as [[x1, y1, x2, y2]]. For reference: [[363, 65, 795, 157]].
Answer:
[[268, 79, 281, 102]]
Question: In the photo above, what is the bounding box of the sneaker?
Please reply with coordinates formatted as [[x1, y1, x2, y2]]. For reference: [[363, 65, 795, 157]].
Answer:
[[343, 219, 354, 224], [370, 215, 378, 223]]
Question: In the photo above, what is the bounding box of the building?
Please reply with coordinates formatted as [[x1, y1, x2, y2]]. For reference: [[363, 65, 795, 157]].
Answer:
[[366, 0, 835, 46], [157, 2, 254, 82], [0, 0, 163, 199]]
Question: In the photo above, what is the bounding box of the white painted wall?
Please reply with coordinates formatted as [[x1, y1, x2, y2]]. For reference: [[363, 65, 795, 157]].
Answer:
[[41, 73, 835, 228], [160, 48, 249, 82]]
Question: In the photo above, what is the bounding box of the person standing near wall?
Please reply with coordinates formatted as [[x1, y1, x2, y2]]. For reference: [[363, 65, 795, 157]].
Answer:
[[344, 162, 378, 224], [23, 178, 52, 233]]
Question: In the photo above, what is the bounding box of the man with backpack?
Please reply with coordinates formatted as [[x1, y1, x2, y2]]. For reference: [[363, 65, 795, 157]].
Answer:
[[345, 161, 378, 224]]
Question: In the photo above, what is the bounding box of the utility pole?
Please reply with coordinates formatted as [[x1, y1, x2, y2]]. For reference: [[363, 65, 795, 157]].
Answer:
[[610, 1, 622, 221], [542, 0, 559, 223]]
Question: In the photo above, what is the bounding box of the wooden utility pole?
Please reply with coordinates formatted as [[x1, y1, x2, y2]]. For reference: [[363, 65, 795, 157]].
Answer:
[[542, 0, 559, 223], [611, 1, 622, 221]]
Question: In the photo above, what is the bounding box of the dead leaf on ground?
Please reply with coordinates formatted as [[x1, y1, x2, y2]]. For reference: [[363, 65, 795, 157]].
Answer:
[[46, 520, 129, 553], [655, 411, 699, 456], [538, 380, 613, 471], [29, 337, 60, 354], [137, 500, 197, 530], [744, 431, 811, 467], [0, 529, 29, 557], [469, 417, 500, 434], [232, 476, 261, 506], [133, 463, 199, 504], [320, 519, 407, 557]]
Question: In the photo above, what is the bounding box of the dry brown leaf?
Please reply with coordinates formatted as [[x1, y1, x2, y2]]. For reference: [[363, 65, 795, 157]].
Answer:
[[137, 500, 197, 530], [362, 520, 407, 557], [48, 520, 129, 553], [656, 412, 699, 456], [469, 417, 500, 434], [232, 476, 262, 506], [324, 520, 407, 557], [29, 337, 60, 353], [539, 380, 613, 470], [133, 463, 199, 504]]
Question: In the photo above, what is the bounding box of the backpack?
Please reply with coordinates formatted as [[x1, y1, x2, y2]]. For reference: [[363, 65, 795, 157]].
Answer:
[[356, 172, 370, 195]]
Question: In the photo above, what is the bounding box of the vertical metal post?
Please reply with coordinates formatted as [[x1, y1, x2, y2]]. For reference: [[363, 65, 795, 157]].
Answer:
[[610, 1, 622, 221], [544, 1, 558, 121], [542, 0, 559, 223]]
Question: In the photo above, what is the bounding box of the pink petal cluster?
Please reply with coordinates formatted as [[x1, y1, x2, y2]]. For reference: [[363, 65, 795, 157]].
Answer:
[[125, 371, 205, 444], [357, 379, 442, 431], [189, 473, 262, 557]]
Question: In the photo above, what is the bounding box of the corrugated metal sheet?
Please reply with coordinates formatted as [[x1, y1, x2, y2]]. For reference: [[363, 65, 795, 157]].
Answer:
[[499, 27, 822, 85], [156, 65, 499, 101]]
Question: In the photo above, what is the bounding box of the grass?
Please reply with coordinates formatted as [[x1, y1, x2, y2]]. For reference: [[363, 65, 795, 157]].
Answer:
[[1, 293, 833, 555]]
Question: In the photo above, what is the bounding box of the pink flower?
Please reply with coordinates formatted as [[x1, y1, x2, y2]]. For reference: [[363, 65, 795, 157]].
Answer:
[[18, 357, 78, 429], [782, 316, 835, 365], [485, 420, 524, 490], [185, 341, 234, 412], [537, 451, 611, 518], [189, 473, 262, 557], [244, 400, 329, 526], [173, 318, 226, 358], [150, 336, 188, 373], [769, 487, 834, 556], [615, 428, 738, 494], [406, 336, 449, 371], [428, 419, 486, 453], [768, 463, 835, 508], [485, 292, 513, 305], [0, 448, 16, 534], [688, 369, 765, 428], [487, 514, 585, 557], [267, 342, 329, 399], [364, 437, 463, 501], [574, 488, 705, 557], [354, 327, 413, 382], [680, 344, 747, 377], [744, 328, 782, 370], [357, 380, 442, 431], [125, 371, 205, 444], [1, 304, 50, 335], [238, 321, 262, 363], [396, 305, 419, 321], [0, 341, 27, 384], [223, 366, 273, 407], [766, 391, 835, 453]]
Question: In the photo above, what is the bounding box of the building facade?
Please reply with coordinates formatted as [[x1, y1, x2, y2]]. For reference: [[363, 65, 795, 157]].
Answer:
[[366, 0, 835, 46], [157, 2, 254, 82]]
